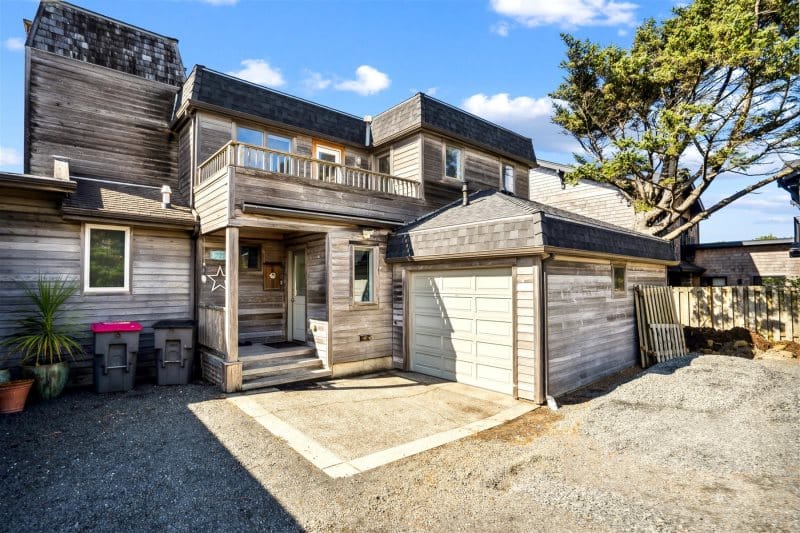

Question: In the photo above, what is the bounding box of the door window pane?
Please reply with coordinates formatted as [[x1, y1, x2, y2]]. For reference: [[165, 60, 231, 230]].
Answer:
[[316, 146, 342, 181], [353, 247, 375, 303], [503, 164, 515, 193], [267, 135, 292, 173], [377, 154, 390, 174], [445, 146, 462, 179], [294, 251, 306, 297], [237, 127, 265, 168]]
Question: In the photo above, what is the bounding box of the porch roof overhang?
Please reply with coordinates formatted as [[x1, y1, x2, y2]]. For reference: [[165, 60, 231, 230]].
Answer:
[[241, 202, 407, 228]]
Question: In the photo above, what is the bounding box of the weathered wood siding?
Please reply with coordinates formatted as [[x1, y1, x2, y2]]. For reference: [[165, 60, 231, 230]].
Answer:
[[177, 122, 193, 205], [546, 259, 665, 397], [329, 229, 393, 364], [231, 166, 430, 224], [0, 190, 193, 386], [26, 49, 178, 188], [197, 114, 233, 167], [692, 243, 800, 286], [421, 133, 530, 205], [194, 169, 231, 234], [515, 257, 537, 401], [239, 239, 286, 342], [390, 135, 421, 181], [371, 95, 422, 144], [529, 167, 635, 229]]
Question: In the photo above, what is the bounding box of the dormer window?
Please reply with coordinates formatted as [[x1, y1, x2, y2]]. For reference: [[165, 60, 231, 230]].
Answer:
[[377, 153, 391, 174], [445, 145, 463, 180]]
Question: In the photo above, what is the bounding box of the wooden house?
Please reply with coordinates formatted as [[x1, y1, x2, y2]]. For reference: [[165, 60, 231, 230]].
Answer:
[[0, 1, 676, 401]]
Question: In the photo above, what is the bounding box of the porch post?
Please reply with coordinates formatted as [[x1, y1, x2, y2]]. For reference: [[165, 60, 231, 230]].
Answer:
[[222, 226, 241, 391]]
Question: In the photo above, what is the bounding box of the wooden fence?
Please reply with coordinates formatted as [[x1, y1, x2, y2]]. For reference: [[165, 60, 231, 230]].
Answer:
[[672, 286, 800, 342]]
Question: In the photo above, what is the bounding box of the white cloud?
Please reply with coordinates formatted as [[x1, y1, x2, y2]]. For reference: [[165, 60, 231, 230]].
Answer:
[[0, 146, 22, 167], [490, 0, 638, 28], [462, 92, 582, 154], [228, 59, 285, 87], [302, 70, 332, 91], [617, 28, 628, 36], [424, 87, 438, 96], [200, 0, 238, 5], [4, 37, 24, 51], [491, 21, 510, 36], [334, 65, 390, 96]]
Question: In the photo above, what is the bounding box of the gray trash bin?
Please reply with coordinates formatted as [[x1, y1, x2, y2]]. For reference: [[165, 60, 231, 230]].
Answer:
[[92, 321, 142, 393], [153, 319, 195, 385]]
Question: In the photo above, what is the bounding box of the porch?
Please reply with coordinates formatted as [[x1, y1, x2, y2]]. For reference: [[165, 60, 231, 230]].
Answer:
[[197, 225, 332, 392]]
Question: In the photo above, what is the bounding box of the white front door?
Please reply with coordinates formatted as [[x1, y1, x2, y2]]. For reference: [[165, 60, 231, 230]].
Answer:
[[289, 249, 306, 342], [410, 268, 514, 394]]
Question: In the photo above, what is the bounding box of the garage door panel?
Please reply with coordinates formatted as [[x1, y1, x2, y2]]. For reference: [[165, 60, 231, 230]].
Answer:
[[410, 268, 515, 395]]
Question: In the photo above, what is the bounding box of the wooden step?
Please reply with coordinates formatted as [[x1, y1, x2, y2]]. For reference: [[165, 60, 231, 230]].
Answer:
[[238, 346, 315, 362], [242, 357, 322, 378], [241, 368, 332, 391]]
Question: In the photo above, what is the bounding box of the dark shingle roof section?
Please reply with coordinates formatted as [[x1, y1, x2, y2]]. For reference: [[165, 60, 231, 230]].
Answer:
[[420, 95, 536, 165], [27, 1, 184, 86], [63, 178, 194, 226], [189, 67, 367, 146], [387, 190, 675, 262]]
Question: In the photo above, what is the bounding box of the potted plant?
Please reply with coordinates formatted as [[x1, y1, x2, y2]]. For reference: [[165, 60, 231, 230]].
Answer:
[[1, 275, 83, 400], [0, 377, 35, 413]]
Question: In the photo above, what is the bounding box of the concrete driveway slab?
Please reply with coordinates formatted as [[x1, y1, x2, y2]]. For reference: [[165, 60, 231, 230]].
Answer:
[[228, 371, 536, 477]]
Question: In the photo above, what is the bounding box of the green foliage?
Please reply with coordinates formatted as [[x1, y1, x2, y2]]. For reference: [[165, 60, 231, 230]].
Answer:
[[753, 233, 780, 240], [89, 229, 125, 288], [1, 275, 84, 366], [551, 0, 799, 237]]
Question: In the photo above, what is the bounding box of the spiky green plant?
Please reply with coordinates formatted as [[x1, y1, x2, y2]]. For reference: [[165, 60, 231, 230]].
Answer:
[[1, 275, 84, 366]]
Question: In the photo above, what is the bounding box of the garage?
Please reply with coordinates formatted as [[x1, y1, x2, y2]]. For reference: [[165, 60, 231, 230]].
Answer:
[[410, 268, 514, 394]]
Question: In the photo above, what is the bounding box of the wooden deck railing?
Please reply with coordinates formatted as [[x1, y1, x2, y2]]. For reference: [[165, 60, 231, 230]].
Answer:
[[197, 141, 421, 199], [198, 305, 226, 355]]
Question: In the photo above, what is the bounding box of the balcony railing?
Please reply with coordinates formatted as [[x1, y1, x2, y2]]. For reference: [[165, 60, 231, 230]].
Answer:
[[197, 141, 421, 199]]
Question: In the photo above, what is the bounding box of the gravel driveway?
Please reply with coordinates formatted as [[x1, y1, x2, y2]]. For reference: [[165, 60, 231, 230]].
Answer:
[[2, 354, 798, 532]]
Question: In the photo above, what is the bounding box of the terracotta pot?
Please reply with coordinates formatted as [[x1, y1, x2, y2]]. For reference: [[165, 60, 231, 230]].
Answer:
[[0, 379, 34, 414], [23, 362, 70, 400]]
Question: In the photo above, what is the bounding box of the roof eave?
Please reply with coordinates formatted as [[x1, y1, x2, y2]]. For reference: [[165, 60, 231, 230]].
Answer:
[[0, 173, 77, 194]]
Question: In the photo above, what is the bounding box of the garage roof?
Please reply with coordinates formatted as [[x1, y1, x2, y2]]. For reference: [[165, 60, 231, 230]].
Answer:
[[387, 190, 676, 263]]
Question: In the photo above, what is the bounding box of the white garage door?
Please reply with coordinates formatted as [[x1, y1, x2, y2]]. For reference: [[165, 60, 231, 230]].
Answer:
[[410, 268, 514, 394]]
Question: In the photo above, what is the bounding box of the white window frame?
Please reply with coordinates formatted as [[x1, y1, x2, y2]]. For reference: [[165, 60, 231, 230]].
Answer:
[[502, 163, 515, 193], [316, 145, 342, 164], [351, 245, 378, 305], [444, 144, 463, 180], [83, 224, 131, 294]]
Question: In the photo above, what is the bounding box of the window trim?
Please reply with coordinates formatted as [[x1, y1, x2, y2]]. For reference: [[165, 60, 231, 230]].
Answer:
[[444, 144, 464, 181], [83, 223, 131, 294], [502, 163, 515, 193], [612, 264, 626, 297], [375, 151, 391, 175], [351, 244, 378, 305]]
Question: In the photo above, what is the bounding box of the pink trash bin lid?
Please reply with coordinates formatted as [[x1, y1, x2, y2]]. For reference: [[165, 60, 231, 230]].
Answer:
[[91, 321, 143, 333]]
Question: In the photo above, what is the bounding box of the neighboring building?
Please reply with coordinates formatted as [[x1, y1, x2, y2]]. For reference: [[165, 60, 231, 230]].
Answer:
[[685, 239, 800, 287], [0, 1, 675, 401], [530, 160, 705, 286]]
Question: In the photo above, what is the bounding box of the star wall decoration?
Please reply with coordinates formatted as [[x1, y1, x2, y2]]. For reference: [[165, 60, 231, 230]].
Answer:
[[208, 265, 226, 292]]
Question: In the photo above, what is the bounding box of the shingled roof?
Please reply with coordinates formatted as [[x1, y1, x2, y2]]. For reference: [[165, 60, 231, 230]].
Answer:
[[27, 1, 184, 86], [182, 66, 368, 146], [62, 178, 195, 227], [387, 190, 675, 263]]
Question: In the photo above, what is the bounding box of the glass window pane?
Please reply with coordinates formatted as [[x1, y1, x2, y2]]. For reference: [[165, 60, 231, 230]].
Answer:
[[294, 251, 306, 297], [236, 127, 264, 146], [90, 229, 126, 288], [267, 135, 292, 173], [503, 165, 515, 193], [353, 248, 374, 302], [613, 266, 625, 292], [378, 154, 390, 174], [267, 135, 291, 152], [445, 146, 462, 179]]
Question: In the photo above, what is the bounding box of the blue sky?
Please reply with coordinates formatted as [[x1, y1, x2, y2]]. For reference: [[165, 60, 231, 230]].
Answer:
[[0, 0, 795, 242]]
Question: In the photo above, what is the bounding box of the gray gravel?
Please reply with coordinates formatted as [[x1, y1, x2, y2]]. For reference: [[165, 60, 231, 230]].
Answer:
[[2, 355, 798, 532]]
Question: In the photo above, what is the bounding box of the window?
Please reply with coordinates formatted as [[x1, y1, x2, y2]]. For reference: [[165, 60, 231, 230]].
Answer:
[[352, 246, 376, 303], [612, 265, 626, 295], [267, 134, 292, 173], [502, 164, 515, 193], [236, 126, 265, 168], [700, 276, 728, 287], [84, 224, 130, 293], [315, 143, 343, 182], [377, 153, 391, 175], [445, 145, 463, 180], [240, 245, 260, 269]]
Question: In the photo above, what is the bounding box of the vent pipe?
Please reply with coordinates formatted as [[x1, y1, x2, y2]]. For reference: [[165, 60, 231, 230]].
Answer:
[[364, 115, 373, 146], [161, 185, 172, 209], [462, 183, 469, 206]]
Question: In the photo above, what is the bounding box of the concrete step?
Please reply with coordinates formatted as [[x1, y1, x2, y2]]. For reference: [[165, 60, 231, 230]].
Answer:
[[241, 368, 332, 391], [242, 357, 322, 378], [238, 346, 315, 363]]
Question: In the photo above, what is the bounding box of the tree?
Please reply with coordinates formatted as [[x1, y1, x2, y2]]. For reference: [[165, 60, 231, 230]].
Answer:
[[753, 233, 779, 240], [551, 0, 799, 240]]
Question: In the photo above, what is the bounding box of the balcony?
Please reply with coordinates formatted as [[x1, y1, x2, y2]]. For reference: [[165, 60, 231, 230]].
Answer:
[[197, 141, 421, 199]]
